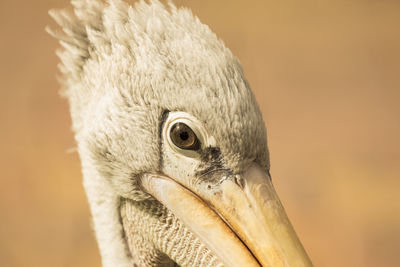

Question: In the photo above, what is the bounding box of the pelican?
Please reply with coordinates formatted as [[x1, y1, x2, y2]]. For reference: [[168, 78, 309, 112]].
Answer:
[[48, 0, 313, 266]]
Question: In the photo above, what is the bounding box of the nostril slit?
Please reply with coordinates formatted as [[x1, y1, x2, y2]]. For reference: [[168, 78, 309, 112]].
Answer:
[[234, 175, 245, 189]]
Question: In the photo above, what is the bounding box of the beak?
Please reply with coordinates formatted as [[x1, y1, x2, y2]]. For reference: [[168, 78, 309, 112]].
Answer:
[[141, 163, 313, 267]]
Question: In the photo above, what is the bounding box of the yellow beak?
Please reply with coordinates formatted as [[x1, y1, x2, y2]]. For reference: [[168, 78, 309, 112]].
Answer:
[[141, 163, 313, 267]]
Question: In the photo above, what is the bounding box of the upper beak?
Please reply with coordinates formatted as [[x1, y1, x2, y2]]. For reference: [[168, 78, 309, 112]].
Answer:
[[141, 163, 313, 267]]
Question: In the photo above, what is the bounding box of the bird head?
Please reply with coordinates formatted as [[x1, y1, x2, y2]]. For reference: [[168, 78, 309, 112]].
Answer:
[[48, 0, 312, 266]]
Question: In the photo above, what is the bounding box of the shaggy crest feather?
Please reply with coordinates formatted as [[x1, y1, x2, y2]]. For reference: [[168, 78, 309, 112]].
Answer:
[[47, 0, 225, 125]]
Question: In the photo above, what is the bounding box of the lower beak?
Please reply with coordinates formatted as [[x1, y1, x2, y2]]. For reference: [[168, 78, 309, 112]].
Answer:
[[141, 163, 313, 267]]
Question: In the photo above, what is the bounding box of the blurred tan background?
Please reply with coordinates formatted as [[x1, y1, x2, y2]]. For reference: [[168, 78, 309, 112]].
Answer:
[[1, 0, 399, 266]]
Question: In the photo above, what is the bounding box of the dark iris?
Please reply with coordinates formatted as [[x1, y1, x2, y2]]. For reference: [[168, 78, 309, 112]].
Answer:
[[170, 122, 200, 150]]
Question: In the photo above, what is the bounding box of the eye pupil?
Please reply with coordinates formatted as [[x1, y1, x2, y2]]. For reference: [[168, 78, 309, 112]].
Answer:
[[180, 131, 189, 141], [170, 122, 200, 150]]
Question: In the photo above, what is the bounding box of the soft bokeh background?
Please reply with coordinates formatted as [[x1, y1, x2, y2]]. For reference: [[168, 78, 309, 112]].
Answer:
[[1, 0, 399, 266]]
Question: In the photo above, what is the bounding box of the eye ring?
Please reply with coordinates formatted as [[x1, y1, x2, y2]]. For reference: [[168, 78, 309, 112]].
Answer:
[[164, 112, 216, 158], [169, 122, 200, 150]]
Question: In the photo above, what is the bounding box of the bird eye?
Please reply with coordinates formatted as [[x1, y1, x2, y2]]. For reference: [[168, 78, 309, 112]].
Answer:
[[170, 122, 200, 150]]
